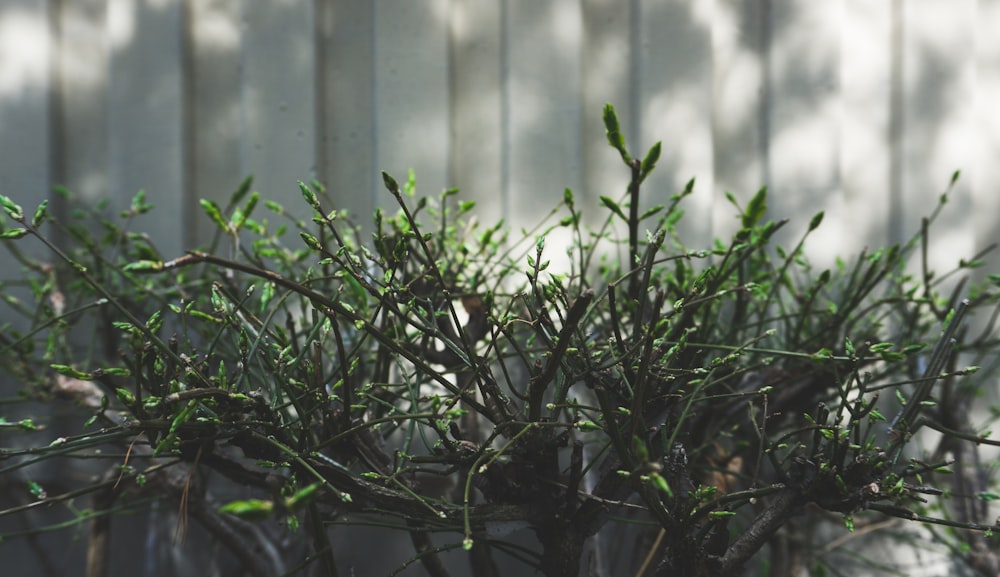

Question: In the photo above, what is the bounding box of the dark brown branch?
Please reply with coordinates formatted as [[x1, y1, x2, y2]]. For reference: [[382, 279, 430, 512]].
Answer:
[[85, 480, 117, 577], [718, 486, 802, 577], [528, 289, 594, 420]]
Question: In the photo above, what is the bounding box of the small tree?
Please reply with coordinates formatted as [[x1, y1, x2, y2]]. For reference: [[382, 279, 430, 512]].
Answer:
[[2, 105, 1000, 577]]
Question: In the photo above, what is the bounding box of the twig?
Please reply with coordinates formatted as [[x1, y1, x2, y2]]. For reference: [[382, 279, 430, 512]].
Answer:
[[888, 299, 970, 457], [718, 486, 803, 577], [528, 290, 594, 421]]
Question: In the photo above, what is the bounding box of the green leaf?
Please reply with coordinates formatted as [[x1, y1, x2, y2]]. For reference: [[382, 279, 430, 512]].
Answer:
[[122, 260, 164, 272], [31, 200, 48, 227], [742, 187, 768, 228], [640, 142, 661, 182], [600, 196, 627, 221], [0, 228, 29, 239], [154, 399, 198, 456], [0, 418, 30, 432], [130, 189, 152, 214], [602, 103, 630, 163], [639, 205, 664, 220], [116, 388, 136, 406], [0, 195, 24, 220], [200, 199, 228, 231], [708, 510, 736, 518], [218, 499, 275, 521], [808, 211, 824, 232], [101, 368, 131, 377], [259, 281, 275, 314], [264, 200, 285, 215], [285, 482, 323, 511], [298, 181, 320, 210], [231, 191, 259, 231], [649, 472, 673, 497], [53, 185, 72, 199], [681, 178, 695, 197], [51, 364, 93, 379], [300, 233, 323, 251], [27, 480, 46, 500], [230, 175, 254, 205], [145, 309, 163, 332], [603, 103, 620, 134], [382, 171, 400, 194], [811, 348, 833, 361], [404, 169, 417, 197], [631, 435, 649, 462]]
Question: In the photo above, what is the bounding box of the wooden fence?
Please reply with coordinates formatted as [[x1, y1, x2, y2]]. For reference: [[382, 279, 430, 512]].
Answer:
[[3, 0, 1000, 273]]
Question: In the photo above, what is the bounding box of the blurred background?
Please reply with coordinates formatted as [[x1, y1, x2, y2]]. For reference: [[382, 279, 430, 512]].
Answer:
[[2, 1, 1000, 575], [2, 1, 999, 269]]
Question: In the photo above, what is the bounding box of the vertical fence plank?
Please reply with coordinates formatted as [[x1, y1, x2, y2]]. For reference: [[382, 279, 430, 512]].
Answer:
[[241, 0, 316, 213], [450, 0, 503, 224], [505, 0, 583, 262], [374, 0, 450, 208], [841, 0, 893, 254], [974, 0, 1000, 280], [0, 6, 60, 576], [900, 0, 976, 276], [636, 0, 715, 249], [107, 0, 185, 257], [318, 0, 375, 229], [0, 1, 51, 329], [187, 0, 242, 248], [711, 0, 767, 243], [0, 0, 51, 208], [582, 0, 634, 212], [52, 0, 108, 208], [766, 0, 842, 267]]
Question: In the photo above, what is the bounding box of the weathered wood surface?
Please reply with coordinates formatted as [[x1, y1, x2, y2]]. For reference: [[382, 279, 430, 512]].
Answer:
[[2, 1, 997, 270]]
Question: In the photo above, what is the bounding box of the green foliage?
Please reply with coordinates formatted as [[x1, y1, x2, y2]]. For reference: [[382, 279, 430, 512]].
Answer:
[[1, 104, 1000, 577]]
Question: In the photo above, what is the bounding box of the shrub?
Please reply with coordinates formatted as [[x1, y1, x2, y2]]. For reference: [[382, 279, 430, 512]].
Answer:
[[2, 105, 1000, 577]]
